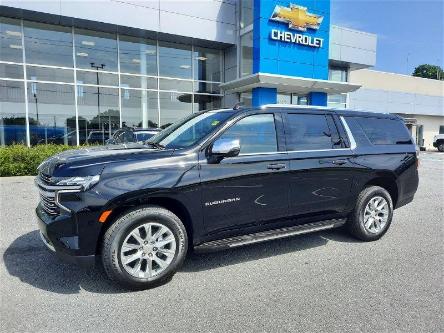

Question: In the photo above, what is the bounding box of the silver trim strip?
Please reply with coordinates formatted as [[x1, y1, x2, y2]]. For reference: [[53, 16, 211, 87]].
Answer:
[[228, 222, 339, 248], [40, 231, 55, 252], [55, 189, 81, 213], [340, 116, 357, 150]]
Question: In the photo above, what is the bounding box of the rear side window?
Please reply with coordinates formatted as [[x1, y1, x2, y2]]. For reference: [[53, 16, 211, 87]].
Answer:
[[355, 117, 412, 145], [220, 114, 277, 154], [285, 114, 336, 151]]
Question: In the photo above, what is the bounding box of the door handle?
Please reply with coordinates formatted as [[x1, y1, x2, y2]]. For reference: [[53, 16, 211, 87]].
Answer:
[[267, 163, 286, 170], [332, 159, 347, 165]]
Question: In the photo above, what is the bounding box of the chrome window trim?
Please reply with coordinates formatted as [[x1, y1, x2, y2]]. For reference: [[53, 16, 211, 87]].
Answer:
[[286, 148, 351, 154], [238, 151, 284, 157], [340, 116, 357, 150], [234, 148, 353, 157]]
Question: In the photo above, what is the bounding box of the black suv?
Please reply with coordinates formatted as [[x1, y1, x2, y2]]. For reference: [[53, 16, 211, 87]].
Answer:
[[35, 106, 419, 289]]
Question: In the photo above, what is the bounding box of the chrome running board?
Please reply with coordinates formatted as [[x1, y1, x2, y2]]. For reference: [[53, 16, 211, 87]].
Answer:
[[195, 218, 346, 252]]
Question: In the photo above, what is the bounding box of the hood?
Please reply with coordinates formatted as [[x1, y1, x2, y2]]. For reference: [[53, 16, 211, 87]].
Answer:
[[38, 144, 174, 177]]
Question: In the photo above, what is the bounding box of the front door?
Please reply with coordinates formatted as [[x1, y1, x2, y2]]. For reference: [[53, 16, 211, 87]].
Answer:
[[199, 113, 289, 235]]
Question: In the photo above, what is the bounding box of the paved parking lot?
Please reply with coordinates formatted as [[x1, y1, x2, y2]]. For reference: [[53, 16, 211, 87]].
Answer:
[[1, 152, 443, 332]]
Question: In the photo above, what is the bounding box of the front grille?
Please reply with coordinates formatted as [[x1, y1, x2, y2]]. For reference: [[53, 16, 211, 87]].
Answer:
[[37, 173, 60, 216], [40, 172, 52, 184], [39, 188, 59, 216]]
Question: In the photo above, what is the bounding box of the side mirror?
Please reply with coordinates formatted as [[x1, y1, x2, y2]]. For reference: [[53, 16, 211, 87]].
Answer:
[[210, 138, 240, 158]]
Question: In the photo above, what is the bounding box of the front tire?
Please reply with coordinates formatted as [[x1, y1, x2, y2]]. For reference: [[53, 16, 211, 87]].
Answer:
[[347, 186, 393, 241], [438, 143, 444, 152], [102, 205, 188, 290]]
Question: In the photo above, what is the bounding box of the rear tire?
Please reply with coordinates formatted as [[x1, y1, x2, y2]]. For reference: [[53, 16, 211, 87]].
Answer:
[[102, 205, 188, 290], [347, 186, 393, 241]]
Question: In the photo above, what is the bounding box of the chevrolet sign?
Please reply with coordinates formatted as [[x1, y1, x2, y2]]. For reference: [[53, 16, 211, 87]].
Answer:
[[269, 3, 324, 48], [270, 29, 324, 48], [270, 4, 323, 31]]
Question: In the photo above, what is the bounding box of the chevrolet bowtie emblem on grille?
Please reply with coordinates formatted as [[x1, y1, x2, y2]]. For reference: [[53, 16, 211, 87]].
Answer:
[[270, 4, 323, 31]]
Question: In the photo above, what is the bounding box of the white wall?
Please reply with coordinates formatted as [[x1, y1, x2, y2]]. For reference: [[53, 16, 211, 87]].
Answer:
[[2, 0, 237, 44]]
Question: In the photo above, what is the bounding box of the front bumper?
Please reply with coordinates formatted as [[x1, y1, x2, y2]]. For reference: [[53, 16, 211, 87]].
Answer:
[[36, 205, 98, 267]]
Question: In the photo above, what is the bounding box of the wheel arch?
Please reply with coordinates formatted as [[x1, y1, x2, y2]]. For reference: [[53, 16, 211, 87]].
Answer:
[[96, 194, 195, 255], [364, 175, 399, 207]]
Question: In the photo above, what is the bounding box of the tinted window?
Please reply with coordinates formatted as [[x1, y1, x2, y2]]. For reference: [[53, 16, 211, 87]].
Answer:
[[154, 111, 235, 149], [355, 117, 412, 145], [135, 132, 155, 141], [286, 114, 333, 151], [220, 114, 277, 154]]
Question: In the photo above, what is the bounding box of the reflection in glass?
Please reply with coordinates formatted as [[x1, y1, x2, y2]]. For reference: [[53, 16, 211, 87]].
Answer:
[[327, 94, 347, 108], [240, 31, 253, 77], [120, 74, 157, 89], [27, 66, 74, 83], [26, 83, 76, 145], [0, 80, 27, 145], [0, 63, 23, 79], [193, 47, 221, 82], [77, 86, 119, 144], [121, 89, 158, 128], [329, 68, 348, 82], [159, 78, 193, 92], [220, 114, 277, 154], [74, 29, 118, 72], [240, 0, 254, 28], [193, 81, 221, 94], [277, 93, 291, 104], [0, 17, 23, 63], [23, 21, 73, 67], [119, 35, 157, 75], [76, 70, 118, 86], [195, 81, 221, 94], [159, 91, 192, 128], [159, 41, 192, 79], [193, 94, 221, 111], [240, 92, 252, 107]]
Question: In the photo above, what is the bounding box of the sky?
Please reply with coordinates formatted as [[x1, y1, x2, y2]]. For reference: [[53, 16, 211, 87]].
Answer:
[[330, 0, 444, 75]]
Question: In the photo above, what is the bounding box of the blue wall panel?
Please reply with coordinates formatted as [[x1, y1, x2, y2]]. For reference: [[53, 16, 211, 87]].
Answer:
[[252, 0, 330, 106], [253, 0, 330, 79]]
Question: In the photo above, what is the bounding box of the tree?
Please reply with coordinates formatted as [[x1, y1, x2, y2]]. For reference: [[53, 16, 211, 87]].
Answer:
[[412, 64, 444, 80]]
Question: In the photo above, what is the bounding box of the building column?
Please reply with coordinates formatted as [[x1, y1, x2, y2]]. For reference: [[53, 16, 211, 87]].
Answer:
[[252, 87, 277, 107], [309, 92, 328, 106]]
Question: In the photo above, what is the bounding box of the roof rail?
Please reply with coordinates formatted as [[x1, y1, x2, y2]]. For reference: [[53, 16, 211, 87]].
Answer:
[[261, 104, 334, 111]]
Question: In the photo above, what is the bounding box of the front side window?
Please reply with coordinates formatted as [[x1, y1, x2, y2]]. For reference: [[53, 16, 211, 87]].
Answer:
[[151, 111, 235, 149], [286, 114, 334, 151], [219, 114, 277, 154]]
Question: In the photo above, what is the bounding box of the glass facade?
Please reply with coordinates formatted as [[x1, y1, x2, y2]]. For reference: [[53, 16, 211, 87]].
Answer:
[[328, 67, 348, 108], [0, 17, 223, 146]]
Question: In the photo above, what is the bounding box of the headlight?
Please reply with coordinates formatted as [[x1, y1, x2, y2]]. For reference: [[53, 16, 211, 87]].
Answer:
[[56, 175, 100, 191]]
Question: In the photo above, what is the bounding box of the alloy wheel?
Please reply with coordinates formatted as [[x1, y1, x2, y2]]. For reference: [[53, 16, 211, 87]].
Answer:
[[120, 222, 177, 279], [363, 196, 389, 234]]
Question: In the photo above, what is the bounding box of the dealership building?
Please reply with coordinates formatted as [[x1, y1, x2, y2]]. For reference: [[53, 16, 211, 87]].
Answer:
[[1, 0, 443, 149]]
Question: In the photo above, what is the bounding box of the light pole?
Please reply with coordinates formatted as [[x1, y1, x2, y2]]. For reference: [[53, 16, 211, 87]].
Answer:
[[90, 62, 105, 142]]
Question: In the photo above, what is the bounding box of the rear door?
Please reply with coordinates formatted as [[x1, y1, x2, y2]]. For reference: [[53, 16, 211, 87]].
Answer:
[[284, 111, 354, 219], [199, 112, 289, 234]]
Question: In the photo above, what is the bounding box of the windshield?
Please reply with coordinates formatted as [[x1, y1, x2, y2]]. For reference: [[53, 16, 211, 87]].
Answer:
[[149, 111, 235, 149]]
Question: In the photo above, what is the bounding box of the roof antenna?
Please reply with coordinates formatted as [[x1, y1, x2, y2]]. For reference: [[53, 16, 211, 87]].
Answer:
[[233, 102, 243, 110]]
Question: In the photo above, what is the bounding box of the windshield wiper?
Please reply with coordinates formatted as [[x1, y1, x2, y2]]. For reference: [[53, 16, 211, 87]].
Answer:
[[145, 141, 165, 150]]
